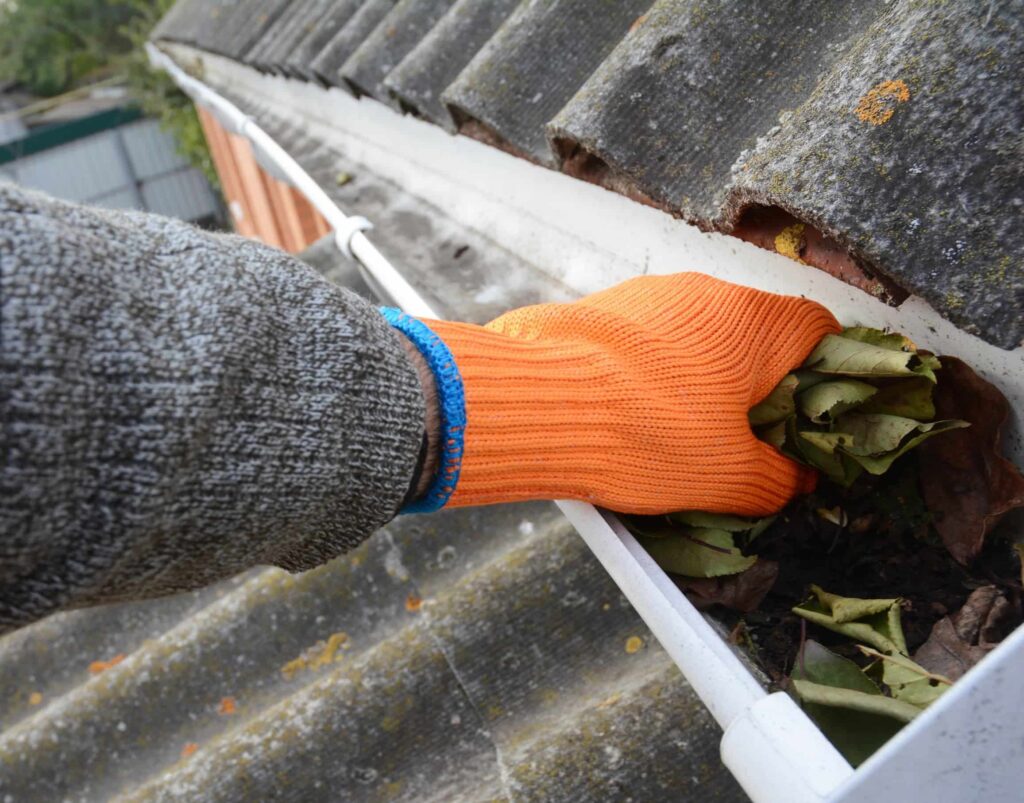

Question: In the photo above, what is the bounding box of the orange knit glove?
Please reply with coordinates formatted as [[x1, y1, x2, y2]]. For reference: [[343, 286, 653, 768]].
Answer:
[[382, 273, 840, 516]]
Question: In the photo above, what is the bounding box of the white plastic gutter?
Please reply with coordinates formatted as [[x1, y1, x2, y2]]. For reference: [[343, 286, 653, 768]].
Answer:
[[147, 43, 1024, 803]]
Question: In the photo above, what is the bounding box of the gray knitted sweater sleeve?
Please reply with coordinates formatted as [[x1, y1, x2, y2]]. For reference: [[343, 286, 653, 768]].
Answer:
[[0, 182, 426, 633]]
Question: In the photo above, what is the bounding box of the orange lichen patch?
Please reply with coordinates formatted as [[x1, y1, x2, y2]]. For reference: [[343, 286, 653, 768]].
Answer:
[[405, 594, 423, 613], [630, 13, 648, 32], [88, 653, 126, 674], [281, 632, 349, 680], [855, 79, 910, 126], [217, 696, 238, 716], [28, 691, 43, 706], [624, 636, 644, 654], [774, 223, 807, 262], [181, 742, 199, 759]]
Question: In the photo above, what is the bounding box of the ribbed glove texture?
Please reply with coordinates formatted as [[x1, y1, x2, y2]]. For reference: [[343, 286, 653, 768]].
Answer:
[[402, 273, 839, 515]]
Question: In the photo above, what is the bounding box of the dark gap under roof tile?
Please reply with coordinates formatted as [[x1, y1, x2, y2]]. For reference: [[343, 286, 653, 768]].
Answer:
[[284, 0, 367, 81], [384, 0, 520, 130], [442, 0, 653, 166], [307, 0, 398, 88], [339, 0, 457, 104]]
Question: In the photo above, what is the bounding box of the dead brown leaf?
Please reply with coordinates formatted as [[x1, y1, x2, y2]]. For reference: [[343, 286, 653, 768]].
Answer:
[[913, 586, 1015, 680], [676, 560, 779, 613], [918, 357, 1024, 565]]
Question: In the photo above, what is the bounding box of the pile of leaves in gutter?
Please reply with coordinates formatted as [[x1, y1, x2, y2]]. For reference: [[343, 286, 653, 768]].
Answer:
[[624, 328, 1024, 766]]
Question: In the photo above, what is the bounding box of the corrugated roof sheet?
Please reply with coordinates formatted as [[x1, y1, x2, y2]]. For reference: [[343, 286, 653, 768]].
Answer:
[[153, 0, 1024, 348], [0, 112, 748, 795], [338, 0, 456, 103]]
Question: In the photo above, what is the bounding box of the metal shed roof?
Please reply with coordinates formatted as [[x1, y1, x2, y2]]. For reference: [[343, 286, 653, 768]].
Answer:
[[153, 0, 1023, 348]]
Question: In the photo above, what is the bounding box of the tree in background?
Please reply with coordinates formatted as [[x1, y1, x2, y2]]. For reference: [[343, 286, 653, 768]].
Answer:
[[0, 0, 218, 188]]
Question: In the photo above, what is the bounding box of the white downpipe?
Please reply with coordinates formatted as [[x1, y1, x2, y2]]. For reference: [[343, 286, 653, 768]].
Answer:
[[148, 43, 854, 801]]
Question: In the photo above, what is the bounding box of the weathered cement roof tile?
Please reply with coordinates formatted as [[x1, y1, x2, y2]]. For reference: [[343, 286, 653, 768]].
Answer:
[[383, 0, 521, 129], [548, 0, 887, 222], [338, 0, 457, 103], [729, 0, 1024, 348], [441, 0, 653, 165], [307, 0, 398, 87], [283, 0, 367, 81], [247, 0, 329, 73], [153, 0, 1024, 346]]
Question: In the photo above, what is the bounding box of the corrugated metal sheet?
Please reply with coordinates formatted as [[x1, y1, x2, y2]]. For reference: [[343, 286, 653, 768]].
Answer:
[[153, 0, 1023, 348], [4, 119, 219, 223], [0, 116, 747, 795], [0, 99, 28, 147]]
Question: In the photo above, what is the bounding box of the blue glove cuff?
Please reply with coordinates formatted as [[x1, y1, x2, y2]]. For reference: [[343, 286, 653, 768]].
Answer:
[[380, 308, 466, 514]]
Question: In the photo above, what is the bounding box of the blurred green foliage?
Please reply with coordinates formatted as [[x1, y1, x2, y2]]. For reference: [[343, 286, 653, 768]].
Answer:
[[0, 0, 219, 188]]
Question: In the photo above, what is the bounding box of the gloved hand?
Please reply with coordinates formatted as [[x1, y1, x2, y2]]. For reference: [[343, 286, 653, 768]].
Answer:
[[383, 272, 840, 516]]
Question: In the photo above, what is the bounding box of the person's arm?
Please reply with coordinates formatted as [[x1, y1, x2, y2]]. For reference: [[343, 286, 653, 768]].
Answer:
[[2, 182, 838, 634], [0, 182, 428, 632]]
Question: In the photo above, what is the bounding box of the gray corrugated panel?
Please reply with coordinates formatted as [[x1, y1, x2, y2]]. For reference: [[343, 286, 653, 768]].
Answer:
[[383, 0, 520, 128], [245, 0, 314, 71], [141, 169, 220, 221], [0, 99, 747, 801], [226, 0, 293, 61], [284, 0, 367, 81], [337, 0, 456, 103], [12, 131, 133, 203], [441, 0, 653, 165], [307, 0, 398, 88], [255, 0, 338, 74], [0, 97, 28, 147], [120, 119, 189, 179]]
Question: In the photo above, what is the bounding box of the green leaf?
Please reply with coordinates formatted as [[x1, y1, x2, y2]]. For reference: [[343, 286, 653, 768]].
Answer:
[[792, 640, 881, 694], [858, 647, 952, 708], [789, 641, 907, 766], [834, 415, 971, 475], [746, 515, 777, 543], [791, 680, 921, 723], [812, 586, 896, 624], [793, 586, 908, 655], [792, 369, 830, 391], [794, 429, 863, 487], [803, 334, 939, 383], [749, 374, 799, 426], [638, 530, 757, 578], [667, 511, 759, 532], [799, 380, 878, 423], [798, 431, 856, 455], [840, 327, 916, 352], [758, 420, 788, 449], [835, 414, 921, 455], [858, 377, 937, 419]]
